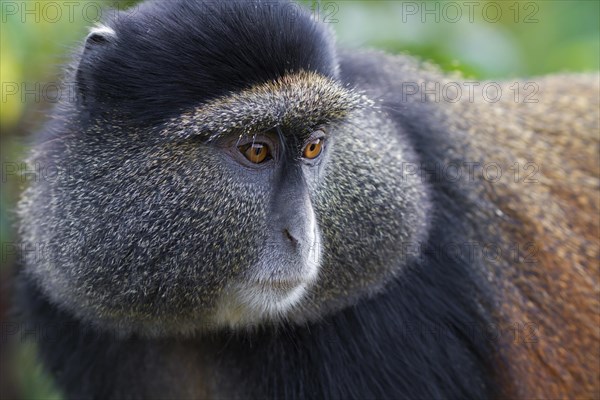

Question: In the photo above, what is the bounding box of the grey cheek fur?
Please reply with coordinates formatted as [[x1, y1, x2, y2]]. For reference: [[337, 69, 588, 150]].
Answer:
[[19, 132, 271, 335], [297, 110, 431, 321]]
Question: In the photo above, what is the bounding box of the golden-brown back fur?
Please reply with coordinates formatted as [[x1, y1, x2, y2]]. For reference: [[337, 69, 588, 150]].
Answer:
[[457, 74, 599, 398]]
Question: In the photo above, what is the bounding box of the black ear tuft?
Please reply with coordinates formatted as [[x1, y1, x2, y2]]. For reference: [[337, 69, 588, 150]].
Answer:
[[84, 25, 117, 47], [76, 25, 117, 107]]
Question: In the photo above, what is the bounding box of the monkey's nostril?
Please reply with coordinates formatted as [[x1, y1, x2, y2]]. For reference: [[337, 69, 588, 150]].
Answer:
[[283, 229, 299, 246]]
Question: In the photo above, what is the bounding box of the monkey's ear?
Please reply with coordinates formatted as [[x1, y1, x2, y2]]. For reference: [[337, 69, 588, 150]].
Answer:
[[84, 25, 117, 47], [75, 24, 117, 106]]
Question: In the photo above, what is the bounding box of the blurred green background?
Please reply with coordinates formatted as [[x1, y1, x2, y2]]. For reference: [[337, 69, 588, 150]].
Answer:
[[1, 0, 598, 398]]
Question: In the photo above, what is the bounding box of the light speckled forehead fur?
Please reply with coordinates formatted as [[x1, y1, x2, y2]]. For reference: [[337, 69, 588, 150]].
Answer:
[[164, 71, 372, 142]]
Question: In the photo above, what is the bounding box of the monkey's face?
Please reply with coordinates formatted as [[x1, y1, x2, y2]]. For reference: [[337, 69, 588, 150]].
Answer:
[[18, 1, 430, 336], [20, 72, 429, 335]]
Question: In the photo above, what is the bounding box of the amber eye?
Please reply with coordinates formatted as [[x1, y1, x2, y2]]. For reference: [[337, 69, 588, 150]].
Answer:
[[240, 143, 270, 163], [303, 139, 323, 159]]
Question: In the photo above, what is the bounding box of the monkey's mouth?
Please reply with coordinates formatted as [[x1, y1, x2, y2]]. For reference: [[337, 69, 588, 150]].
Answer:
[[211, 229, 322, 329]]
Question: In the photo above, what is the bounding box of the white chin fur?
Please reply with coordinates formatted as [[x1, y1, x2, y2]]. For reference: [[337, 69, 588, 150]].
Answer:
[[211, 283, 307, 330], [213, 226, 322, 330]]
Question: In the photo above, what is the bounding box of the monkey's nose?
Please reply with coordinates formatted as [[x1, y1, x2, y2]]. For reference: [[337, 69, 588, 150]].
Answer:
[[283, 228, 299, 247]]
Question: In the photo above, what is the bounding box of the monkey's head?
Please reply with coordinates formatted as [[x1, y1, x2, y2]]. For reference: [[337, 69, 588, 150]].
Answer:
[[19, 0, 430, 336]]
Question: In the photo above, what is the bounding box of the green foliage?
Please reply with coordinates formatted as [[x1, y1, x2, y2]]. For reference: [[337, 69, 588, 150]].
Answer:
[[13, 341, 63, 400], [302, 0, 599, 78]]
